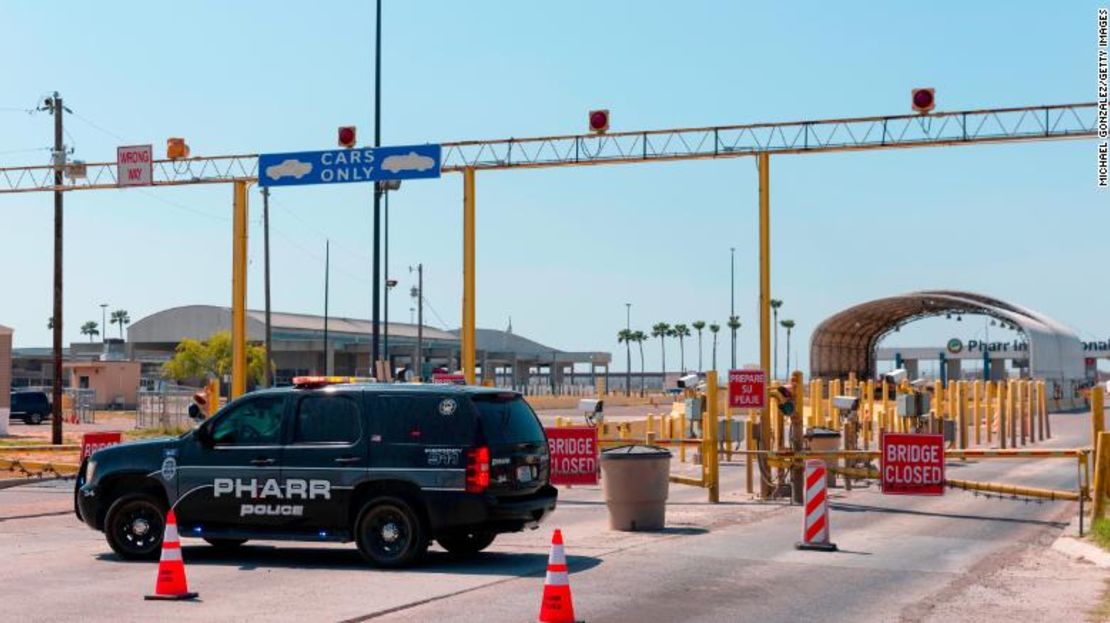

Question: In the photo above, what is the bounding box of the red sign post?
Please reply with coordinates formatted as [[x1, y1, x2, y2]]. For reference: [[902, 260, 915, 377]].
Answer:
[[881, 432, 945, 495], [80, 432, 122, 462], [728, 370, 766, 409], [544, 427, 599, 485]]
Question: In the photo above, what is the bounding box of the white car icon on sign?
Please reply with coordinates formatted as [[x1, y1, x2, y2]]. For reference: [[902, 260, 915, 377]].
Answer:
[[381, 152, 436, 174], [266, 159, 313, 181]]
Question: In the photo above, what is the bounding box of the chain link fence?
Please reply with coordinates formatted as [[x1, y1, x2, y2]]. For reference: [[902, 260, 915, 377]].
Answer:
[[137, 386, 201, 429]]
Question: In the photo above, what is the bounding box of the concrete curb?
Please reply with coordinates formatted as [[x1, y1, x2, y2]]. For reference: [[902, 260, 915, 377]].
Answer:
[[0, 477, 62, 490], [1052, 515, 1110, 568]]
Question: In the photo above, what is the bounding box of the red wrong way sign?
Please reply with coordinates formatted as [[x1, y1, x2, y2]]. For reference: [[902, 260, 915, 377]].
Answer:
[[881, 432, 945, 495], [81, 432, 122, 462], [728, 369, 766, 409], [545, 427, 598, 485], [117, 144, 153, 187]]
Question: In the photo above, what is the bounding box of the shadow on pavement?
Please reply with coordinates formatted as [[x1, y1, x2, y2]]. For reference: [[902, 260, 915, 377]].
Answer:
[[829, 502, 1070, 528], [97, 545, 603, 576]]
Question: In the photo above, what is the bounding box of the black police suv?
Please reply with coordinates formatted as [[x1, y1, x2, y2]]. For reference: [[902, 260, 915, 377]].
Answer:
[[75, 380, 557, 567]]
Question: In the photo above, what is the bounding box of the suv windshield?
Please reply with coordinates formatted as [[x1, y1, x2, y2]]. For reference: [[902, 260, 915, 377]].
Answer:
[[472, 393, 545, 445]]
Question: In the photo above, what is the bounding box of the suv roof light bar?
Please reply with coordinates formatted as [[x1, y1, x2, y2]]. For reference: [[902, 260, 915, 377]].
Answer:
[[292, 376, 377, 389]]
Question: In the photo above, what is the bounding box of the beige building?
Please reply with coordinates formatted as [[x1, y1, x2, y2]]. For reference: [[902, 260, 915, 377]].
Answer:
[[65, 360, 141, 410]]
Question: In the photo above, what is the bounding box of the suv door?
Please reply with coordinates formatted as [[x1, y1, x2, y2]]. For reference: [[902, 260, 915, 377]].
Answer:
[[176, 393, 288, 530], [281, 392, 367, 534], [372, 393, 474, 491]]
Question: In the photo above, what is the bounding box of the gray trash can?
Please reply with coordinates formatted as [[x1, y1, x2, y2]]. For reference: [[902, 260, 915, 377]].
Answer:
[[599, 444, 672, 531]]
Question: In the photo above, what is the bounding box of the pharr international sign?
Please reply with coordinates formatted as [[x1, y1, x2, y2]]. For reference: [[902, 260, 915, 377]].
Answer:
[[116, 145, 153, 187]]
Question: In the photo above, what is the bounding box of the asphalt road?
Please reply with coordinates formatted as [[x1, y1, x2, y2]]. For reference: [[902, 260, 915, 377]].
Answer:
[[1, 410, 1105, 622]]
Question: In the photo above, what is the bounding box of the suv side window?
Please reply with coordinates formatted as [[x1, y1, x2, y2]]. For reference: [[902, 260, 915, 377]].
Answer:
[[293, 395, 362, 444], [210, 395, 285, 446], [379, 394, 473, 445]]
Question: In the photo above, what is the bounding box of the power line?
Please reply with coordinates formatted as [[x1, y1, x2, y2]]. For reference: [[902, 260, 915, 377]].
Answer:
[[66, 109, 128, 143]]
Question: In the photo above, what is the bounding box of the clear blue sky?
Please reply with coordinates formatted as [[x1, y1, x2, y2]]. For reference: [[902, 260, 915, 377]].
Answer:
[[0, 1, 1105, 376]]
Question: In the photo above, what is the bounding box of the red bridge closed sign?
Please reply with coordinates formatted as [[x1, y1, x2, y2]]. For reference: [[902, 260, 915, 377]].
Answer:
[[881, 432, 945, 496], [545, 427, 598, 485]]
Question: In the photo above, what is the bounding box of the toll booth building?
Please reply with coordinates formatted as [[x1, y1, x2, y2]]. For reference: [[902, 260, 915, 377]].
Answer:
[[126, 305, 611, 389]]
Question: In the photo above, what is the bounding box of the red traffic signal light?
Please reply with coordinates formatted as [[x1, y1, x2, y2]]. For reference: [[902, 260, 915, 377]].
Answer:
[[588, 109, 609, 134], [911, 88, 935, 114], [338, 126, 357, 148]]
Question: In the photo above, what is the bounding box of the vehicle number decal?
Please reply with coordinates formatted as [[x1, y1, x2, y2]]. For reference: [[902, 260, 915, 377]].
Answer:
[[424, 448, 462, 467]]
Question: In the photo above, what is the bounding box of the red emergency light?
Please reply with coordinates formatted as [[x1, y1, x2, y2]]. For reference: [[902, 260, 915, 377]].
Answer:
[[588, 109, 609, 134], [911, 89, 935, 114], [338, 126, 357, 148]]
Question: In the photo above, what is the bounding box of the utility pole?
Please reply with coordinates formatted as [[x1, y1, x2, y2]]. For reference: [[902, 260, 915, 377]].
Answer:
[[730, 247, 736, 370], [383, 189, 389, 370], [411, 263, 423, 381], [47, 92, 64, 445], [262, 187, 273, 387], [371, 0, 383, 369], [324, 240, 330, 375]]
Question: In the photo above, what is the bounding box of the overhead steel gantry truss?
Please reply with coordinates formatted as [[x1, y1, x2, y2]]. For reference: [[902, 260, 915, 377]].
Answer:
[[0, 102, 1098, 476], [0, 102, 1096, 193]]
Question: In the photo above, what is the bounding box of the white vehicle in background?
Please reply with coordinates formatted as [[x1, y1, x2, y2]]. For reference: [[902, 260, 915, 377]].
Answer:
[[265, 159, 313, 181], [382, 152, 436, 174]]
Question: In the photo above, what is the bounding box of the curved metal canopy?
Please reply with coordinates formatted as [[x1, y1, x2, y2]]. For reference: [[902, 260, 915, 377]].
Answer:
[[809, 290, 1083, 383]]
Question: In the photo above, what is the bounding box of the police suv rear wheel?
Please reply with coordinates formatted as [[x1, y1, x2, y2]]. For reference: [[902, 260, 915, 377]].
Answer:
[[204, 538, 248, 550], [355, 497, 427, 568], [104, 494, 165, 561], [437, 530, 496, 557]]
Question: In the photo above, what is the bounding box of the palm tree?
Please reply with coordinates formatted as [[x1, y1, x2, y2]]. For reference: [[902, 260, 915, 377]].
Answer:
[[632, 330, 648, 396], [80, 321, 100, 342], [617, 329, 635, 396], [770, 299, 783, 379], [727, 316, 741, 368], [691, 320, 706, 371], [673, 324, 690, 373], [110, 309, 131, 339], [780, 319, 796, 375], [651, 322, 670, 385], [709, 323, 721, 371]]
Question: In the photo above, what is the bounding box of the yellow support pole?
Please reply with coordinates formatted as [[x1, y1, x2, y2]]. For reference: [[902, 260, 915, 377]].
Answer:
[[1030, 380, 1040, 442], [1041, 380, 1051, 439], [757, 152, 772, 499], [972, 380, 982, 446], [461, 168, 477, 385], [230, 180, 249, 399], [1093, 431, 1109, 522], [1008, 380, 1018, 449], [957, 381, 967, 450], [986, 380, 995, 444], [1093, 385, 1105, 450], [745, 418, 754, 494], [881, 379, 890, 435], [706, 370, 720, 503]]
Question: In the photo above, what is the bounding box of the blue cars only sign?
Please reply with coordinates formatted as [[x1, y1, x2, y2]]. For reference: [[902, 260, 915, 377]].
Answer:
[[258, 144, 441, 188]]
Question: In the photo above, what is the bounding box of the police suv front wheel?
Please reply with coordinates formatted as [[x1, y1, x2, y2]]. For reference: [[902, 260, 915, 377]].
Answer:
[[355, 497, 428, 568], [104, 493, 165, 561]]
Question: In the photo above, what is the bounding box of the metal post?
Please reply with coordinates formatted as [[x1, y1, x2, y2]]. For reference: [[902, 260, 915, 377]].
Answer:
[[757, 152, 772, 498], [791, 370, 805, 504], [323, 240, 330, 375], [50, 92, 64, 445], [1093, 431, 1108, 522], [371, 0, 383, 368], [1093, 386, 1105, 450], [462, 168, 476, 384], [262, 187, 273, 388], [231, 181, 249, 399], [416, 263, 423, 381], [706, 370, 719, 503], [625, 303, 631, 397], [730, 247, 736, 369], [384, 190, 389, 369]]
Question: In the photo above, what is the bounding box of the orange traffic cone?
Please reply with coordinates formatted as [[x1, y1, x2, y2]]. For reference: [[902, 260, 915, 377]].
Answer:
[[144, 510, 198, 601], [537, 529, 576, 623]]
